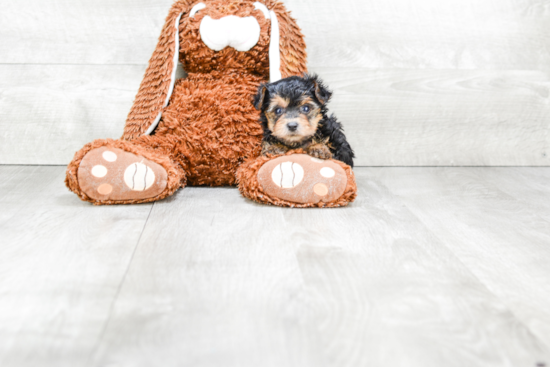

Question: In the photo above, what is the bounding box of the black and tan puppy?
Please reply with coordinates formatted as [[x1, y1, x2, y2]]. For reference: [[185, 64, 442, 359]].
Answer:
[[253, 74, 355, 167]]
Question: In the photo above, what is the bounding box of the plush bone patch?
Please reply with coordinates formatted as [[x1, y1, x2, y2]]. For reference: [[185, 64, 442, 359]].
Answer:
[[124, 163, 156, 191], [257, 154, 348, 204], [271, 162, 304, 188]]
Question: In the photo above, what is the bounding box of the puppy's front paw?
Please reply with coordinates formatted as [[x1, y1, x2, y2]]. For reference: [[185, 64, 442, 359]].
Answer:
[[262, 142, 288, 157], [307, 144, 333, 160]]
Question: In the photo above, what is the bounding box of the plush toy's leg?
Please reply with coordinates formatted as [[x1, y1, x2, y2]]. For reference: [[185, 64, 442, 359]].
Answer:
[[236, 151, 357, 208], [66, 137, 186, 205]]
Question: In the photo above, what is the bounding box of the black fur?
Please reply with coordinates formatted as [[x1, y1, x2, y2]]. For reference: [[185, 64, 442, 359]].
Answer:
[[253, 74, 355, 167]]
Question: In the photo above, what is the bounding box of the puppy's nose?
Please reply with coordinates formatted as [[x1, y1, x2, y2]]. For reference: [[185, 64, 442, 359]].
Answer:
[[287, 122, 298, 132]]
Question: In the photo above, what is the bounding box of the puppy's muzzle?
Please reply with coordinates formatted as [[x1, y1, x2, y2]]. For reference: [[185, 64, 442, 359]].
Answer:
[[200, 15, 261, 52]]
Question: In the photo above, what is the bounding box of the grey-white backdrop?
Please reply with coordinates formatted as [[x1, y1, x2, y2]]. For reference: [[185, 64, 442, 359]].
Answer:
[[1, 0, 549, 166]]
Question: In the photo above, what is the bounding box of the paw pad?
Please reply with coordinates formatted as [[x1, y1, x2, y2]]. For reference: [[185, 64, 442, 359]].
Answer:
[[97, 183, 113, 195], [91, 165, 108, 178], [313, 183, 329, 196], [320, 167, 335, 178], [258, 154, 348, 205], [102, 151, 118, 162]]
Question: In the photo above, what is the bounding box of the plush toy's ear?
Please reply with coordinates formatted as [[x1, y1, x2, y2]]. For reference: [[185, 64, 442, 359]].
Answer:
[[122, 1, 192, 140], [253, 85, 268, 110], [267, 1, 308, 80]]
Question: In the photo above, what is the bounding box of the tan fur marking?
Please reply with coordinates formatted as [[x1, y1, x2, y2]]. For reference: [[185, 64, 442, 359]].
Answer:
[[299, 96, 315, 106], [265, 111, 277, 131], [309, 112, 322, 131], [269, 95, 290, 110]]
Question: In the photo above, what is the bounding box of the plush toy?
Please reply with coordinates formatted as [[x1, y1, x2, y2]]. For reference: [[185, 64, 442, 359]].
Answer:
[[65, 0, 357, 208]]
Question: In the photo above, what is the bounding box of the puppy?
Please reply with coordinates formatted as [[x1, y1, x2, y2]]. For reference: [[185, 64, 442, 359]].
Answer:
[[253, 74, 355, 167]]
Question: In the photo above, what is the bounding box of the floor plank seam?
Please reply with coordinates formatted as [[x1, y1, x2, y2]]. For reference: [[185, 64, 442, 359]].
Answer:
[[87, 202, 155, 365]]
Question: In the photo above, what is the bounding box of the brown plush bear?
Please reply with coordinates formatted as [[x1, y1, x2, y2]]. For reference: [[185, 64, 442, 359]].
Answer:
[[65, 0, 357, 208]]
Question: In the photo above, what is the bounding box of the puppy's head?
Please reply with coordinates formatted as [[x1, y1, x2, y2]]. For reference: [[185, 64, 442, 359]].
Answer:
[[254, 74, 332, 144]]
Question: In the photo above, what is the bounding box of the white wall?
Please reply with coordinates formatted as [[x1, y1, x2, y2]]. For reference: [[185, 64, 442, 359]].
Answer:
[[0, 0, 549, 166]]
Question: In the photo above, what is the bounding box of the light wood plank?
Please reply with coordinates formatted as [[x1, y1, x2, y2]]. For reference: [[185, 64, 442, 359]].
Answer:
[[0, 0, 173, 65], [461, 168, 550, 221], [0, 64, 144, 165], [0, 166, 153, 367], [369, 167, 550, 350], [290, 0, 550, 70], [0, 166, 64, 224], [1, 0, 550, 70], [313, 68, 550, 166], [2, 65, 549, 166], [91, 170, 550, 367]]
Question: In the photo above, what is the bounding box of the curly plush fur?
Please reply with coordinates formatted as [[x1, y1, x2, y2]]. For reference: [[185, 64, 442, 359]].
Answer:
[[122, 0, 307, 140], [66, 0, 308, 204], [66, 0, 357, 207], [253, 74, 355, 167]]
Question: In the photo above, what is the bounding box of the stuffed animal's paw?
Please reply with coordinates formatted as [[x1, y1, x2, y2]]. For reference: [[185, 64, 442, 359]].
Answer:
[[257, 154, 349, 205], [77, 147, 168, 202]]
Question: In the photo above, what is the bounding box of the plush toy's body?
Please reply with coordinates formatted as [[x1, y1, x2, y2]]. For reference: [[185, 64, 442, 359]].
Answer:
[[147, 72, 264, 186], [66, 0, 357, 207]]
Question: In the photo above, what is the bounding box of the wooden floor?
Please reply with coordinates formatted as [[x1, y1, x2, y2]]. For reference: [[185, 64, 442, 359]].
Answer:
[[2, 0, 549, 365], [1, 165, 549, 367]]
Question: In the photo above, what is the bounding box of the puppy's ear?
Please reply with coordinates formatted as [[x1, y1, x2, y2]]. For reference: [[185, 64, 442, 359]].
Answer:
[[312, 76, 333, 105], [254, 85, 268, 110]]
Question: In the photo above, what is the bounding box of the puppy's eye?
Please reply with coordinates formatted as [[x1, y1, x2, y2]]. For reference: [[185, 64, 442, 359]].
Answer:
[[275, 108, 283, 115], [301, 105, 310, 113]]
